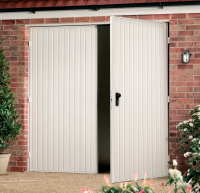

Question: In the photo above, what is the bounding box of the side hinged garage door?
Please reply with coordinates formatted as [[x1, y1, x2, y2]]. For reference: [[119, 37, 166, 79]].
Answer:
[[110, 16, 169, 183], [29, 26, 97, 173]]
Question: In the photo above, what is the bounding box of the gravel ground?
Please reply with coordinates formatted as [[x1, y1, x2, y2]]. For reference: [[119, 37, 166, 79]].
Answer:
[[0, 172, 168, 193]]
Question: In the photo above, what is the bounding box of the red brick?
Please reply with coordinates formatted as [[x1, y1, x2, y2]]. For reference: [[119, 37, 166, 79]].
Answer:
[[194, 87, 200, 92], [169, 148, 181, 155], [186, 70, 200, 75], [75, 17, 90, 23], [5, 57, 17, 61], [170, 31, 177, 36], [190, 48, 200, 52], [11, 41, 24, 46], [11, 31, 25, 35], [177, 75, 193, 81], [177, 65, 193, 70], [170, 98, 176, 103], [171, 14, 186, 19], [170, 104, 184, 109], [91, 16, 105, 22], [192, 64, 200, 69], [3, 46, 17, 51], [17, 36, 25, 41], [186, 82, 200, 86], [170, 25, 186, 31], [169, 42, 177, 47], [10, 167, 25, 172], [106, 16, 110, 21], [186, 25, 200, 30], [4, 25, 18, 30], [177, 99, 193, 103], [177, 110, 191, 115], [30, 19, 44, 24], [189, 59, 200, 63], [170, 115, 185, 121], [178, 42, 193, 47], [186, 93, 200, 98], [154, 14, 170, 20], [17, 162, 27, 167], [16, 19, 30, 24], [178, 31, 193, 36], [170, 110, 176, 115], [170, 93, 185, 98], [170, 48, 184, 53], [186, 36, 200, 41], [60, 17, 74, 23], [170, 82, 185, 86], [194, 31, 200, 36], [187, 13, 200, 18], [170, 37, 185, 41], [194, 42, 200, 47], [170, 132, 176, 137], [170, 70, 185, 75], [2, 20, 15, 25], [45, 18, 59, 24], [194, 99, 200, 103], [170, 87, 176, 92], [194, 53, 200, 58], [0, 30, 10, 35], [177, 87, 193, 92], [170, 121, 177, 127], [3, 36, 17, 41], [170, 20, 177, 25], [178, 19, 194, 25], [138, 15, 154, 20]]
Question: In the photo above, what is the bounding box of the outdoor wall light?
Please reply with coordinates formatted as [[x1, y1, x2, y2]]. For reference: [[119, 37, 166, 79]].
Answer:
[[183, 50, 191, 64]]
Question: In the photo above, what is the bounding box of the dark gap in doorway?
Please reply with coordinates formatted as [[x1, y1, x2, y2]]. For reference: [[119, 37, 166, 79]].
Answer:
[[97, 25, 110, 173]]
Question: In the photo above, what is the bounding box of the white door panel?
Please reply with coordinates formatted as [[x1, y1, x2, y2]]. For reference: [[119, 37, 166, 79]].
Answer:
[[110, 16, 168, 182], [30, 26, 97, 173]]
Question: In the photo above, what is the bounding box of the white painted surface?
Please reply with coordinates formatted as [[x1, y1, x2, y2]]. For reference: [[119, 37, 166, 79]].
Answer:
[[110, 16, 168, 183], [0, 5, 200, 20], [29, 26, 97, 173]]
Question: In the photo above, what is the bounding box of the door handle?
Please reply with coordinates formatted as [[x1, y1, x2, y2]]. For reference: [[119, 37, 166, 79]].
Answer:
[[116, 93, 121, 106]]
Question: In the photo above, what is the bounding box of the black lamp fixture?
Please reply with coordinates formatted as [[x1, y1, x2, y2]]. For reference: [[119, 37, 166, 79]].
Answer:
[[183, 50, 191, 64]]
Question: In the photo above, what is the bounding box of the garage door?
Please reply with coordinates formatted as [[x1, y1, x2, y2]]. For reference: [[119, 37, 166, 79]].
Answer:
[[29, 26, 97, 173], [110, 16, 169, 182]]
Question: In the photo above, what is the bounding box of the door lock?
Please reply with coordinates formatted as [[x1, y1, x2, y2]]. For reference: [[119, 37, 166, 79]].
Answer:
[[116, 93, 121, 106]]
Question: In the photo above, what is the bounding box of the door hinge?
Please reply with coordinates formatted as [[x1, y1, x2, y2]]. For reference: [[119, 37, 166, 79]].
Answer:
[[28, 41, 31, 47], [168, 96, 170, 103], [29, 96, 31, 103], [28, 152, 31, 158], [168, 37, 169, 44]]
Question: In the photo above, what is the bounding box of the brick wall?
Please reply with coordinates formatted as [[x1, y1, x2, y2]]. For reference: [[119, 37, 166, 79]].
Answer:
[[0, 13, 200, 172]]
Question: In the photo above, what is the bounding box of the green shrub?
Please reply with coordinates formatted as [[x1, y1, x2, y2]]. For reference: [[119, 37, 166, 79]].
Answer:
[[177, 105, 200, 192], [0, 35, 22, 153]]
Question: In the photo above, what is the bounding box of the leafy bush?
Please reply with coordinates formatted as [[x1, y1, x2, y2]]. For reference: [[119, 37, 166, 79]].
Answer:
[[177, 105, 200, 192], [0, 35, 22, 153]]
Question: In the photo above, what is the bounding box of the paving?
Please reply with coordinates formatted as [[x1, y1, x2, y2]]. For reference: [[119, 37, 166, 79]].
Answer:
[[0, 172, 168, 193]]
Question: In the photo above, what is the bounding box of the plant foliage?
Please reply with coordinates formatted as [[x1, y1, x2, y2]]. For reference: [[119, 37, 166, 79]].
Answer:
[[0, 34, 22, 154], [177, 105, 200, 192]]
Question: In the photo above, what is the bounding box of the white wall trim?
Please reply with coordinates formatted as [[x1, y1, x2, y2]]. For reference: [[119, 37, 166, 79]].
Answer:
[[0, 5, 200, 20]]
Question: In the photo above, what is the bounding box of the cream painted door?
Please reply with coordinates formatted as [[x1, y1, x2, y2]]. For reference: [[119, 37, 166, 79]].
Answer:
[[110, 16, 169, 182], [29, 26, 97, 173]]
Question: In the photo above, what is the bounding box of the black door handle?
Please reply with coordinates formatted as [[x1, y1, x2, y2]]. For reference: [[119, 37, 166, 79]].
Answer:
[[116, 93, 121, 106]]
